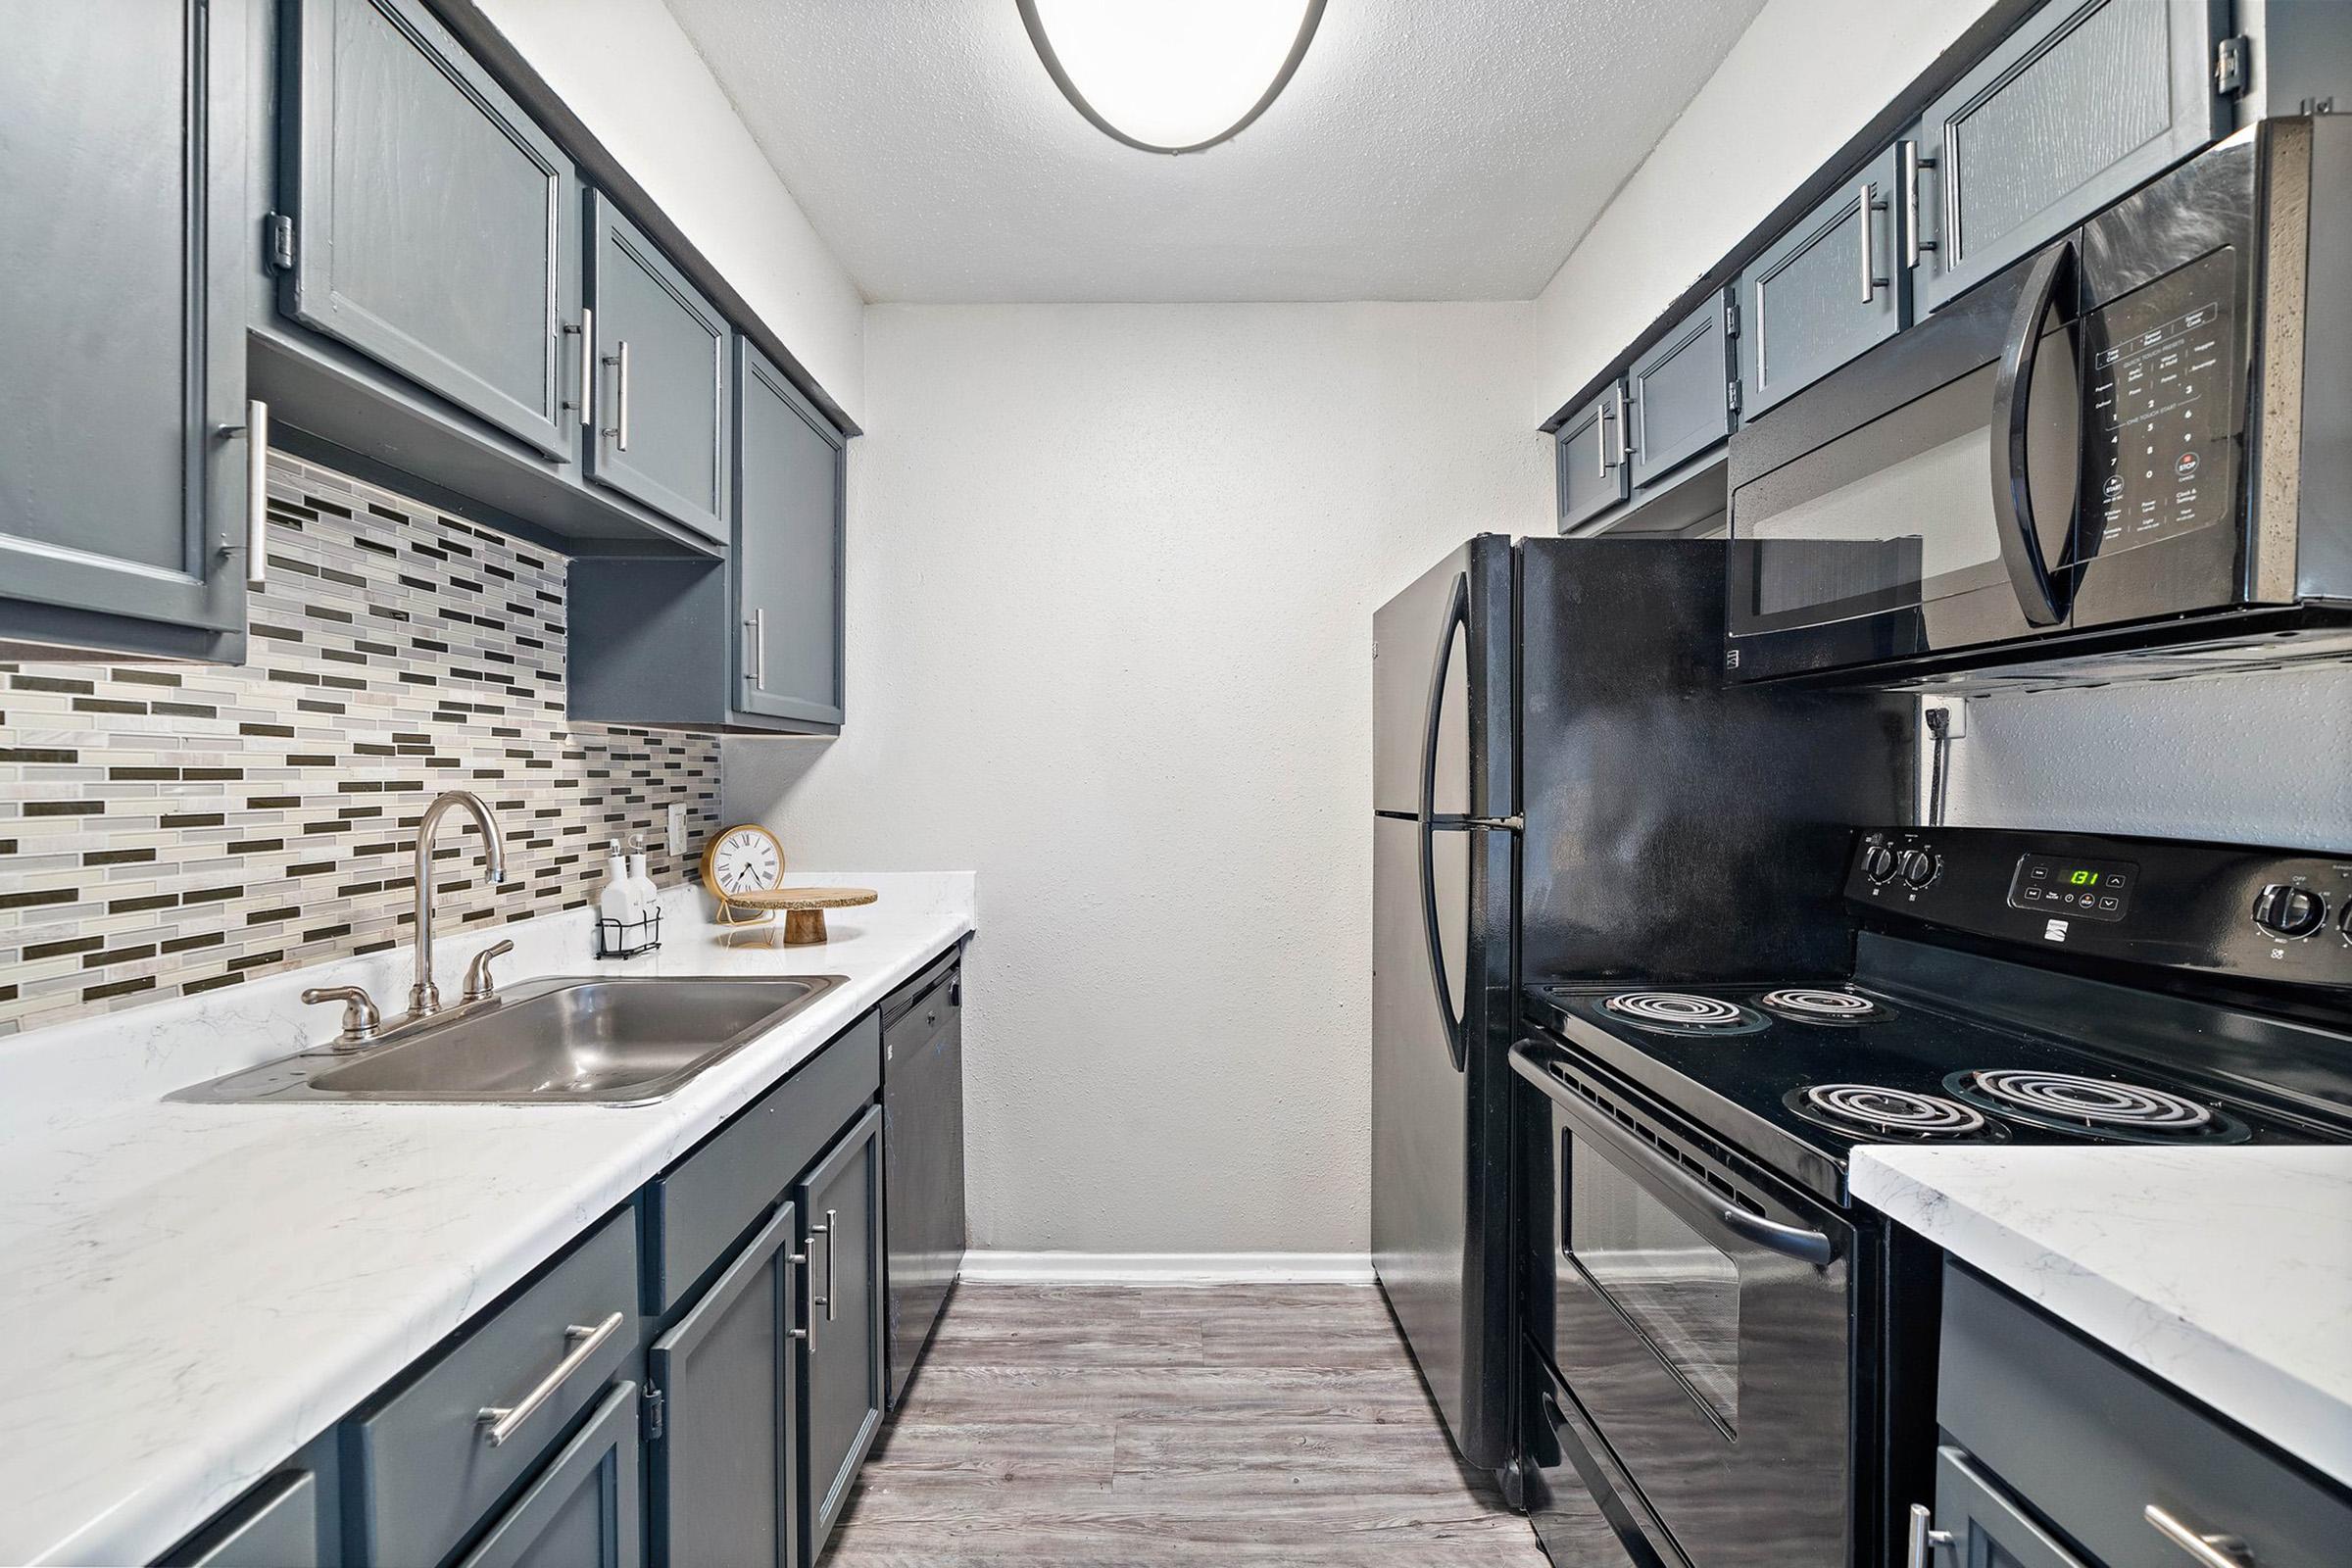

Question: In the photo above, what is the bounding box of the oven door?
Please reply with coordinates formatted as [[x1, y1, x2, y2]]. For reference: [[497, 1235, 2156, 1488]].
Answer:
[[1726, 238, 2085, 682], [1525, 1047, 1854, 1566]]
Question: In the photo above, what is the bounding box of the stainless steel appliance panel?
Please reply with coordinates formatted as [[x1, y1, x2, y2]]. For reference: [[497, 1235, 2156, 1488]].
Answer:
[[882, 960, 964, 1407]]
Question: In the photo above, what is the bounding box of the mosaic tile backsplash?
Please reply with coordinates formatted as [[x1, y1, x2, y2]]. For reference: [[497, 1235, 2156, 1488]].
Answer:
[[0, 453, 721, 1036]]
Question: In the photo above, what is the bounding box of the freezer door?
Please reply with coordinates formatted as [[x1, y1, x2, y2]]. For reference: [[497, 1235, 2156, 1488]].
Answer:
[[1374, 540, 1489, 817]]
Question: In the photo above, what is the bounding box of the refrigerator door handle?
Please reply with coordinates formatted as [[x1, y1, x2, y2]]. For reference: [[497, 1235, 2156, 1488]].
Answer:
[[1419, 571, 1471, 1073]]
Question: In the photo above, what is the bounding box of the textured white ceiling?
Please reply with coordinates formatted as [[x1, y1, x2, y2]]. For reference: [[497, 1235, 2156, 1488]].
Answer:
[[661, 0, 1770, 303]]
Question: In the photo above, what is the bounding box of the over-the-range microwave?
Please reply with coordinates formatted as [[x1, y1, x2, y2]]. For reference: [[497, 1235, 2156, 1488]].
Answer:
[[1724, 117, 2352, 688]]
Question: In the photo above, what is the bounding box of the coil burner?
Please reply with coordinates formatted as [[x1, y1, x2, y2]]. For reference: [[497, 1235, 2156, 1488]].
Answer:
[[1947, 1069, 2248, 1143], [1787, 1083, 1990, 1140], [1599, 992, 1768, 1035], [1760, 988, 1888, 1025]]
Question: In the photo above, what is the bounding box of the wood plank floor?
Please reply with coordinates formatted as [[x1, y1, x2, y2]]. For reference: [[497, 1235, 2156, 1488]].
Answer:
[[824, 1282, 1635, 1567]]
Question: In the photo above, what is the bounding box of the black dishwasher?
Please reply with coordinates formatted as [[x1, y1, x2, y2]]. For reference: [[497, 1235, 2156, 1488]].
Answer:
[[880, 944, 968, 1405]]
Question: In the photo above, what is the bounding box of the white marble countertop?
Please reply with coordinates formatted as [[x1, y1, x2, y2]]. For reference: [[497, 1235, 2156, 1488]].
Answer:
[[1852, 1146, 2352, 1488], [0, 872, 975, 1567]]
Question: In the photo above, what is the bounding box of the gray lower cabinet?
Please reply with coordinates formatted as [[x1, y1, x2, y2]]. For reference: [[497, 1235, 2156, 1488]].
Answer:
[[1912, 0, 2228, 314], [646, 1200, 804, 1568], [1553, 383, 1630, 532], [157, 1470, 322, 1568], [0, 0, 251, 663], [1625, 292, 1734, 490], [735, 341, 848, 729], [799, 1107, 887, 1559], [1737, 143, 1905, 417], [587, 195, 731, 545], [456, 1382, 642, 1568], [1930, 1265, 2352, 1568], [280, 0, 583, 462]]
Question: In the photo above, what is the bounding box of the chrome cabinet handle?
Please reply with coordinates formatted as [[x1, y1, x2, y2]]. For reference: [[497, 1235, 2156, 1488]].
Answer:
[[822, 1206, 839, 1321], [1594, 401, 1613, 477], [1906, 1504, 1954, 1568], [808, 1215, 832, 1333], [1902, 141, 1937, 268], [749, 607, 768, 690], [220, 398, 272, 589], [789, 1250, 811, 1345], [603, 340, 631, 451], [564, 308, 595, 426], [1614, 387, 1634, 461], [1858, 180, 1890, 302], [2145, 1504, 2256, 1567], [475, 1310, 623, 1447]]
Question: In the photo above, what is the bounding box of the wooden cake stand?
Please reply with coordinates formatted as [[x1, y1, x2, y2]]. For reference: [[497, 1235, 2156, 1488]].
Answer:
[[717, 886, 878, 946]]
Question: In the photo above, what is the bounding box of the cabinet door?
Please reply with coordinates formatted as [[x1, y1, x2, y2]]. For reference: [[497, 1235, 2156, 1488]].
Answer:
[[1931, 1446, 2088, 1568], [647, 1201, 802, 1568], [588, 195, 730, 545], [284, 0, 582, 460], [157, 1470, 320, 1568], [0, 0, 250, 659], [1913, 0, 2227, 314], [1738, 144, 1904, 417], [797, 1107, 885, 1559], [455, 1383, 642, 1568], [735, 342, 846, 729], [1627, 294, 1733, 489], [1554, 384, 1630, 532]]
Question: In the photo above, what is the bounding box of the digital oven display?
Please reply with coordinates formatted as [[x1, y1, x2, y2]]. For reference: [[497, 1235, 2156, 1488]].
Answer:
[[2009, 854, 2136, 922]]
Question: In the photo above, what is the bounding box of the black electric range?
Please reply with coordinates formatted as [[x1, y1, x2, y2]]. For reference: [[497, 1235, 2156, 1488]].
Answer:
[[1512, 827, 2352, 1568]]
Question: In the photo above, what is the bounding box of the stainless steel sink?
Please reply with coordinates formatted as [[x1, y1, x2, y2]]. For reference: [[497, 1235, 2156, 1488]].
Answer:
[[172, 975, 847, 1105]]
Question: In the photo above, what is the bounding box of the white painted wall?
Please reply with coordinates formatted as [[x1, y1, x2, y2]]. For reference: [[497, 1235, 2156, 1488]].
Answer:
[[472, 0, 867, 422], [723, 303, 1549, 1255], [1530, 0, 1999, 423]]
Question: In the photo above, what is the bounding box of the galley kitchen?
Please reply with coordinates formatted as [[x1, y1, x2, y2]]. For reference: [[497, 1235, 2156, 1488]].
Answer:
[[3, 1, 2348, 1565]]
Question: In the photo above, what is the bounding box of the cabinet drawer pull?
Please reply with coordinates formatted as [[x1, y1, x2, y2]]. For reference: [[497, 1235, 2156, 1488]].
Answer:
[[2144, 1503, 2256, 1567], [823, 1206, 839, 1321], [790, 1250, 811, 1346], [1905, 1503, 1954, 1568], [474, 1310, 623, 1447], [1901, 141, 1937, 268], [1858, 179, 1889, 302], [566, 308, 595, 426], [220, 399, 272, 589], [749, 607, 768, 690], [603, 340, 631, 451]]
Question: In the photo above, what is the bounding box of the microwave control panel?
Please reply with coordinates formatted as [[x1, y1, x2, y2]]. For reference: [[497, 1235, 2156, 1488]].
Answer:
[[2080, 249, 2237, 559]]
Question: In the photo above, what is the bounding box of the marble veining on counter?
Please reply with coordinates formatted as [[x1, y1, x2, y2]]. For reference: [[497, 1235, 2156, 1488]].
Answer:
[[1852, 1145, 2352, 1489], [0, 872, 975, 1567]]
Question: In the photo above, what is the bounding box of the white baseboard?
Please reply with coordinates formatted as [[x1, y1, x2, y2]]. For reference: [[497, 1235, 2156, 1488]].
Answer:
[[959, 1250, 1376, 1285]]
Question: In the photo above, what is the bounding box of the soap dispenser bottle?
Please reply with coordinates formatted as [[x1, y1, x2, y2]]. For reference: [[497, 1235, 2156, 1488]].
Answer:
[[600, 842, 637, 922], [626, 835, 658, 907]]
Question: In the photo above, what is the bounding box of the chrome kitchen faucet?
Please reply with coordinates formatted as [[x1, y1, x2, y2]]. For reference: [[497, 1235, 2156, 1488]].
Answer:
[[407, 790, 508, 1018]]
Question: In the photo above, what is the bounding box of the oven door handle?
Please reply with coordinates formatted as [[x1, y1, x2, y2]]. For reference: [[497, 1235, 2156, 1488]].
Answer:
[[1523, 1045, 1840, 1267], [1989, 238, 2079, 629]]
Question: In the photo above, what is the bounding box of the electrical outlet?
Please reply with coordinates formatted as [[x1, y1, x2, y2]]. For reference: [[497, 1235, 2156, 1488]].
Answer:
[[666, 804, 688, 858]]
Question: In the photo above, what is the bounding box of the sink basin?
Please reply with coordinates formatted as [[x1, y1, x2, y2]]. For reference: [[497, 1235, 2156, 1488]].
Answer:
[[173, 975, 846, 1105]]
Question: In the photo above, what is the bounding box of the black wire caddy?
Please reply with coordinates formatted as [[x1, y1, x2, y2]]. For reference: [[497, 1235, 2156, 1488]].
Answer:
[[594, 905, 663, 959]]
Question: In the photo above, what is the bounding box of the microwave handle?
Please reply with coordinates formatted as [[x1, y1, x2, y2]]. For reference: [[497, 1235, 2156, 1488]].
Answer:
[[1989, 239, 2078, 628]]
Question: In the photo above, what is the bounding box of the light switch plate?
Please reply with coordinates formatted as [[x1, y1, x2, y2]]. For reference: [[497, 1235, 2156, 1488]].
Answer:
[[666, 804, 687, 857]]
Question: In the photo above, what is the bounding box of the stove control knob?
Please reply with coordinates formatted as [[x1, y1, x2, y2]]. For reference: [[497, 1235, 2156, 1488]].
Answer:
[[2253, 882, 2327, 939], [1897, 849, 1939, 890], [1863, 844, 1897, 884]]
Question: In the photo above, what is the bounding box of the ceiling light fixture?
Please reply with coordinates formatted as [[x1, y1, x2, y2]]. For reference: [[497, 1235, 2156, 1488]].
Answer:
[[1017, 0, 1327, 156]]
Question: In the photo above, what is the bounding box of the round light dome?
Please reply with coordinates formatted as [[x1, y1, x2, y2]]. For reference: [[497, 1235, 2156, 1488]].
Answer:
[[1018, 0, 1327, 155]]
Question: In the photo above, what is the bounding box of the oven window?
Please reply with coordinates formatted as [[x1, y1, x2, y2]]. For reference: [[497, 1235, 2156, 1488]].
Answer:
[[1564, 1129, 1740, 1429]]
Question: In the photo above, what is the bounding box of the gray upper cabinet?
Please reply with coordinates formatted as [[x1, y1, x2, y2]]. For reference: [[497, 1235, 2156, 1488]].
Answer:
[[799, 1107, 886, 1560], [648, 1200, 804, 1568], [587, 195, 730, 545], [736, 341, 847, 729], [1554, 384, 1630, 532], [282, 0, 582, 461], [454, 1382, 642, 1568], [1626, 293, 1734, 490], [1738, 143, 1905, 417], [0, 0, 251, 663], [1912, 0, 2228, 314]]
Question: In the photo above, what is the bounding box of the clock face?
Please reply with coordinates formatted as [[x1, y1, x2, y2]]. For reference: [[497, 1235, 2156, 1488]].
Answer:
[[705, 825, 784, 898]]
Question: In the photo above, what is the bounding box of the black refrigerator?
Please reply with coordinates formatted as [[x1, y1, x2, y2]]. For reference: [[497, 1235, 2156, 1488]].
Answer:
[[1371, 536, 1911, 1483]]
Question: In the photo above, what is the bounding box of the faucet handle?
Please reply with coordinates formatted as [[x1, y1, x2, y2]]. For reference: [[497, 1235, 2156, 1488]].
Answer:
[[463, 939, 515, 1004], [303, 985, 382, 1048]]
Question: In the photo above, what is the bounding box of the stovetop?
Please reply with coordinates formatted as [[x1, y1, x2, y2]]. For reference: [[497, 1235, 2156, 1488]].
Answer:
[[1521, 949, 2352, 1206]]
